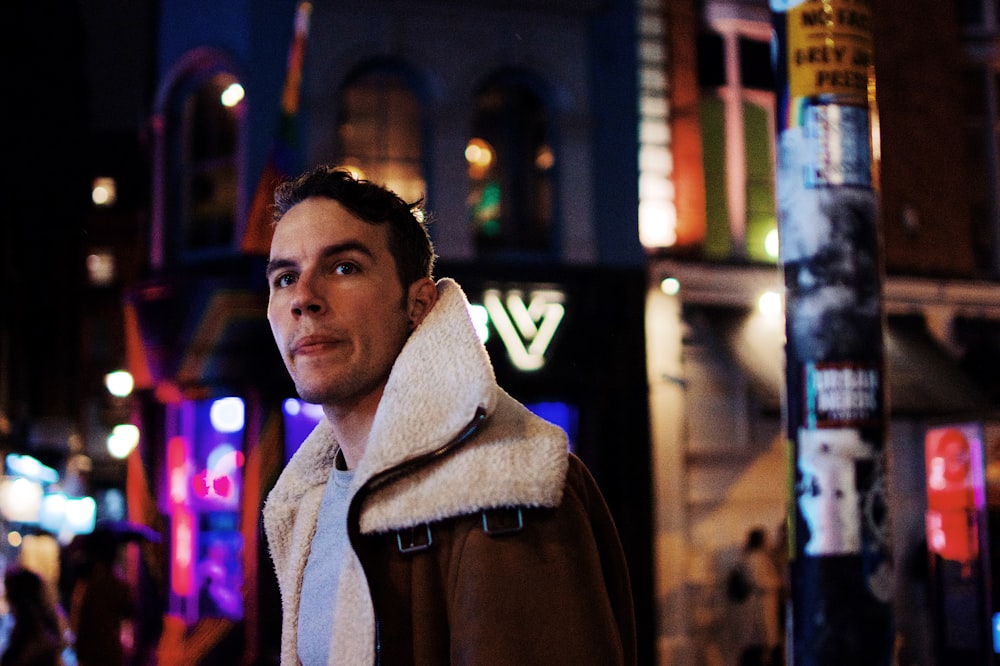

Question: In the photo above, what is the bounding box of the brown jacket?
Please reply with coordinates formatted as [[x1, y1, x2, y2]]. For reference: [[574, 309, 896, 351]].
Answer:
[[354, 452, 636, 664], [264, 279, 635, 665]]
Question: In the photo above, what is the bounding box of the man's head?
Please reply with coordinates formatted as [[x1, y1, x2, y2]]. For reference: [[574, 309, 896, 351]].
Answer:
[[266, 166, 438, 413], [272, 166, 435, 291]]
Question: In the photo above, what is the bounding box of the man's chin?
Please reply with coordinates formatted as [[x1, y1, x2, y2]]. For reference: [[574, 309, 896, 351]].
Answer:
[[293, 376, 355, 407], [292, 373, 389, 412], [294, 384, 333, 406]]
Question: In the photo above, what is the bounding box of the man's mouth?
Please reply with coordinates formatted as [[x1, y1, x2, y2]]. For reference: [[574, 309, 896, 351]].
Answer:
[[291, 335, 343, 356]]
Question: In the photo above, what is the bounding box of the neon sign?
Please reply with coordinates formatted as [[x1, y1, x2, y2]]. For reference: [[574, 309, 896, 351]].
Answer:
[[482, 288, 565, 371], [164, 398, 246, 617], [925, 425, 984, 564]]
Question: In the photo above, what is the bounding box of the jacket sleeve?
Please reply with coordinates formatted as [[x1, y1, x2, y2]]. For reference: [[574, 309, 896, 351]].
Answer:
[[445, 456, 637, 665]]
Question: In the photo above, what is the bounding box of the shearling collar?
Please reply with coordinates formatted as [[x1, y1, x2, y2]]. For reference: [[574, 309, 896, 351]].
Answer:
[[265, 278, 569, 535]]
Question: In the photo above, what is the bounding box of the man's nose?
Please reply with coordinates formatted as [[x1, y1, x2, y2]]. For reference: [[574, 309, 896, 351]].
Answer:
[[290, 275, 326, 316]]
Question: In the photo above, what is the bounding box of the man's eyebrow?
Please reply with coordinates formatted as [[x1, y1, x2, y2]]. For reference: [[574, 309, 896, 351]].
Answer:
[[265, 257, 296, 280], [321, 240, 375, 261], [265, 241, 376, 280]]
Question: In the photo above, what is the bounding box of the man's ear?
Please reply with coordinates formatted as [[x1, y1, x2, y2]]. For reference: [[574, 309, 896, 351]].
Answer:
[[407, 278, 438, 329]]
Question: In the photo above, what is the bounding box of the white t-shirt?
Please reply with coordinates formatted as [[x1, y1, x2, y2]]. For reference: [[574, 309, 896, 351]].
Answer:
[[298, 455, 355, 666]]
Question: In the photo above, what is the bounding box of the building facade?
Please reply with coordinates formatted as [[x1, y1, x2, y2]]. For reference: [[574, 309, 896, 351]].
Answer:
[[21, 0, 999, 663], [141, 0, 656, 662], [643, 0, 1000, 664]]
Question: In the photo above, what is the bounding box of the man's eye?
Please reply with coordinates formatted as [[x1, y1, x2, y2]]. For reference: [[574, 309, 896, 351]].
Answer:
[[334, 262, 358, 275], [274, 273, 297, 288]]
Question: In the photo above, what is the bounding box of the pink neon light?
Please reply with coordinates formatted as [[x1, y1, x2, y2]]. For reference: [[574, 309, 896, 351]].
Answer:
[[171, 506, 194, 596], [167, 436, 189, 507]]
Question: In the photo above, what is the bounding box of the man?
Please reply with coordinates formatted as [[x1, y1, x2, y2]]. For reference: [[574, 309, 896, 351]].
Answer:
[[262, 165, 636, 665], [735, 527, 783, 666]]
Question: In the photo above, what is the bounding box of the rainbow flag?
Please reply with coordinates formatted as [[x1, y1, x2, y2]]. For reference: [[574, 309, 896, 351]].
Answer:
[[241, 1, 312, 255]]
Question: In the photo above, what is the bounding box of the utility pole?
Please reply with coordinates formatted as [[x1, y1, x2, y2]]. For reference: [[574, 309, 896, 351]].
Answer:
[[770, 1, 894, 663]]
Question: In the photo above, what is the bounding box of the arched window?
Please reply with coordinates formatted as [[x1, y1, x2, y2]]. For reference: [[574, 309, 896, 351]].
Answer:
[[157, 54, 245, 265], [336, 63, 425, 204], [468, 71, 555, 258], [177, 71, 243, 256]]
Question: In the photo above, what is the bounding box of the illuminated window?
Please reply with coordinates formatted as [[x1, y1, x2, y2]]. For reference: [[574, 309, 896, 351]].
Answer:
[[469, 70, 555, 258], [182, 72, 241, 251], [336, 63, 426, 204], [165, 62, 245, 262], [698, 24, 777, 264]]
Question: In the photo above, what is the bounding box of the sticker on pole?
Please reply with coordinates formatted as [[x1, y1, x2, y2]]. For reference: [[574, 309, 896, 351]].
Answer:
[[797, 427, 874, 555], [804, 104, 871, 188], [804, 362, 880, 427], [784, 0, 873, 104]]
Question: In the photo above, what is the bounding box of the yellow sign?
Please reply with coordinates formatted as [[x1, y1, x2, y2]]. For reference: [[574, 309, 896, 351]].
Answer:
[[787, 0, 872, 103]]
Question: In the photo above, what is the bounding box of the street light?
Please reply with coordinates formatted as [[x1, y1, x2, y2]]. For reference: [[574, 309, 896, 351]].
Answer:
[[104, 370, 134, 398], [108, 424, 140, 459]]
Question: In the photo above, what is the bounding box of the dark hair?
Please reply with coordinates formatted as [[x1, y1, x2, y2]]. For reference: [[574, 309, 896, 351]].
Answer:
[[272, 166, 436, 289], [4, 565, 60, 635]]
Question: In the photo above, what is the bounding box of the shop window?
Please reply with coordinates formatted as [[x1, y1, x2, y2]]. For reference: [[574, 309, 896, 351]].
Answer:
[[168, 69, 245, 260], [698, 26, 777, 263], [163, 397, 246, 623], [468, 71, 555, 259], [336, 63, 426, 205]]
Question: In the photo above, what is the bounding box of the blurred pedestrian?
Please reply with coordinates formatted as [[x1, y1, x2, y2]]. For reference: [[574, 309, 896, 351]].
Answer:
[[1, 565, 64, 666], [68, 534, 134, 666], [736, 527, 782, 666]]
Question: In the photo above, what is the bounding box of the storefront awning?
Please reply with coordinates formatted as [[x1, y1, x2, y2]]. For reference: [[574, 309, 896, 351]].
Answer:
[[124, 274, 288, 392], [694, 307, 992, 418]]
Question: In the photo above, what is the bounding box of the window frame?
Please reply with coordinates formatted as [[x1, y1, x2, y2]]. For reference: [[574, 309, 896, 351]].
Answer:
[[334, 59, 429, 206], [699, 13, 777, 263], [152, 48, 247, 268], [468, 67, 558, 261]]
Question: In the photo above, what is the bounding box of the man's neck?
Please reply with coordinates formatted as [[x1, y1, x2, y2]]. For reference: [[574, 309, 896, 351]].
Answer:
[[323, 388, 384, 469]]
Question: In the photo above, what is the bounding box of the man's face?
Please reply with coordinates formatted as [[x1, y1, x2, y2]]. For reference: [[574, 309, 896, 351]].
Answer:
[[266, 197, 414, 411]]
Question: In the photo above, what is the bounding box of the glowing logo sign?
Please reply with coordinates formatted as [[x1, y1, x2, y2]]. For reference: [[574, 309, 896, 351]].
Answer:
[[483, 288, 565, 371]]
